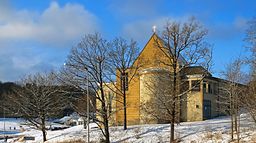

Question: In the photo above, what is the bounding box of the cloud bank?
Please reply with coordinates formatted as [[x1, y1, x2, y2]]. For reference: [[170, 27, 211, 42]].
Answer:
[[0, 1, 99, 82], [0, 1, 99, 46]]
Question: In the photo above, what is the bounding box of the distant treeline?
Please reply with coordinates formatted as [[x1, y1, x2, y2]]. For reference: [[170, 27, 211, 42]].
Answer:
[[0, 81, 94, 118]]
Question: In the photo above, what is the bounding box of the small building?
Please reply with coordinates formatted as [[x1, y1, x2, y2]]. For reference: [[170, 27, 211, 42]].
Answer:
[[55, 113, 84, 126], [77, 117, 84, 125]]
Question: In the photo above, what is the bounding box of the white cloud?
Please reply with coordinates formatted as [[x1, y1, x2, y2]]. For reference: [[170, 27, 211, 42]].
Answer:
[[0, 1, 99, 81], [0, 1, 99, 46]]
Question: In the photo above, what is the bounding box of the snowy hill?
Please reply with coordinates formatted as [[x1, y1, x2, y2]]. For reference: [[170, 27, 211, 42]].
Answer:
[[0, 115, 255, 143]]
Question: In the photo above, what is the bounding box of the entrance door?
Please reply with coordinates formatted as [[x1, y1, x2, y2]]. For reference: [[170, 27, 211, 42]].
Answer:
[[203, 100, 211, 120]]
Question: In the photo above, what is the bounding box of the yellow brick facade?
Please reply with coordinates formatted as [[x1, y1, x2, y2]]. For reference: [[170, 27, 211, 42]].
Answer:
[[103, 33, 223, 125]]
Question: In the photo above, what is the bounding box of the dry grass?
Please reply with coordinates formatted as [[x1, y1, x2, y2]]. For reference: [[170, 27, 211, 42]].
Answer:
[[156, 134, 164, 143], [174, 132, 181, 143], [202, 126, 223, 142], [251, 134, 256, 143], [56, 139, 98, 143], [215, 131, 223, 141], [134, 127, 141, 139], [56, 139, 86, 143], [204, 130, 214, 141], [57, 139, 98, 143]]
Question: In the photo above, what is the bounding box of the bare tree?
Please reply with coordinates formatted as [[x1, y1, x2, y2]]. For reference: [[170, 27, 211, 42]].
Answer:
[[107, 37, 140, 130], [6, 72, 66, 142], [241, 80, 256, 123], [149, 17, 212, 142], [242, 17, 256, 124], [218, 59, 245, 141], [61, 33, 111, 143], [245, 17, 256, 72]]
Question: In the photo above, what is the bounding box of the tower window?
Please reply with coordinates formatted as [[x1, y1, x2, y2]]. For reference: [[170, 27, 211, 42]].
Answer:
[[191, 80, 200, 91], [208, 84, 213, 94], [181, 81, 189, 93], [203, 82, 207, 93]]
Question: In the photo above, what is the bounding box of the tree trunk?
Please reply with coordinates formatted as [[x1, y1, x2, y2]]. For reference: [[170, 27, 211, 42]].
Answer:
[[235, 112, 238, 132], [231, 115, 234, 140], [123, 92, 127, 130], [234, 94, 238, 132], [170, 95, 176, 143], [123, 72, 127, 130], [41, 120, 47, 142], [170, 63, 177, 143], [230, 91, 234, 140], [41, 116, 47, 142], [170, 122, 175, 142], [100, 76, 110, 143], [237, 113, 240, 143], [103, 105, 110, 143], [42, 129, 47, 142]]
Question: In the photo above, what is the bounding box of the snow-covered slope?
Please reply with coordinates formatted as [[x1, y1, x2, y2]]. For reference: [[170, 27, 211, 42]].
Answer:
[[0, 115, 255, 143]]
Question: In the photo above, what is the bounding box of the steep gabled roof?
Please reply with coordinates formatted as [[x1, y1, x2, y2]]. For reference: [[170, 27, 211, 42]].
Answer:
[[154, 34, 187, 66], [132, 33, 187, 67], [131, 33, 158, 66]]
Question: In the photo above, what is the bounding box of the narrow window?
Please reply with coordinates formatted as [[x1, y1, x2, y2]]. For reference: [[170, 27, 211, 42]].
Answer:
[[203, 82, 207, 93], [208, 83, 213, 94], [181, 81, 189, 93], [191, 80, 200, 91]]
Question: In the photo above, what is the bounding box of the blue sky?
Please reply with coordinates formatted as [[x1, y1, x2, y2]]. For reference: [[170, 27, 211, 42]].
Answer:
[[0, 0, 255, 82]]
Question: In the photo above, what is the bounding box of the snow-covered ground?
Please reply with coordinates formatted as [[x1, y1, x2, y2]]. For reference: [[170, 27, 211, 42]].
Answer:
[[0, 114, 255, 143]]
